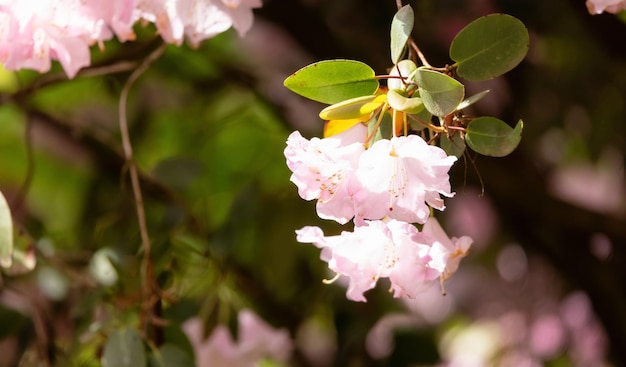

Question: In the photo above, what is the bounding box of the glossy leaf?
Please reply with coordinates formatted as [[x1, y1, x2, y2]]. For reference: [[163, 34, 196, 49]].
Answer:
[[390, 5, 414, 63], [450, 14, 529, 81], [413, 67, 465, 116], [284, 60, 379, 104], [319, 94, 386, 120], [387, 89, 424, 114], [0, 190, 12, 268], [465, 117, 523, 157], [441, 133, 466, 158], [456, 90, 490, 110], [102, 327, 147, 367]]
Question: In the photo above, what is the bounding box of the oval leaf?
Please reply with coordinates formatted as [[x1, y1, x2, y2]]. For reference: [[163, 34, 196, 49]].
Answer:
[[465, 117, 523, 157], [441, 133, 466, 158], [450, 14, 529, 81], [387, 89, 424, 114], [284, 60, 379, 104], [0, 191, 12, 268], [390, 5, 414, 63], [414, 67, 465, 116], [319, 94, 385, 120], [456, 90, 490, 111], [102, 327, 147, 367]]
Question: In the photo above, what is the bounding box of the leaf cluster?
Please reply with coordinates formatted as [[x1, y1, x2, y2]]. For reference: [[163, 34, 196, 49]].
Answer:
[[284, 7, 529, 157]]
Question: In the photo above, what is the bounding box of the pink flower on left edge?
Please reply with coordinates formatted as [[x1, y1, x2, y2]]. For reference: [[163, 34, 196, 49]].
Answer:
[[182, 309, 292, 367], [355, 135, 457, 224], [296, 219, 444, 302], [284, 124, 366, 224]]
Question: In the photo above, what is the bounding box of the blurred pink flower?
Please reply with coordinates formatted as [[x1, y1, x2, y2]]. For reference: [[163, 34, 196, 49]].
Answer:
[[183, 309, 292, 367], [355, 135, 457, 224], [284, 126, 365, 224], [586, 0, 626, 14], [0, 0, 262, 77], [296, 218, 458, 302]]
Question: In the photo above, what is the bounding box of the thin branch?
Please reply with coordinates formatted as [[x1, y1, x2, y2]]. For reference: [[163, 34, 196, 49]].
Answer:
[[117, 42, 167, 333], [409, 39, 432, 68]]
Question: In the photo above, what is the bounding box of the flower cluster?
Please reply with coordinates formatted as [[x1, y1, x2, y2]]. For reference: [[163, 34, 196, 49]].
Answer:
[[183, 309, 293, 367], [0, 0, 261, 78], [285, 119, 472, 302]]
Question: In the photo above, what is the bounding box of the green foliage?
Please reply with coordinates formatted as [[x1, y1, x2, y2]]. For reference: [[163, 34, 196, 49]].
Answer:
[[413, 67, 465, 117], [101, 327, 147, 367], [450, 14, 529, 81], [319, 94, 386, 120], [0, 190, 12, 268], [283, 60, 379, 104], [387, 89, 424, 114], [465, 117, 523, 157], [149, 344, 194, 367], [390, 5, 414, 63]]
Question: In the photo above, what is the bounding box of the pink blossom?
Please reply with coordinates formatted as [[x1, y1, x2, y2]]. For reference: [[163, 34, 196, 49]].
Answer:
[[182, 309, 292, 367], [135, 0, 262, 47], [355, 135, 457, 224], [284, 124, 366, 224], [586, 0, 626, 14], [422, 216, 472, 281], [296, 219, 445, 302]]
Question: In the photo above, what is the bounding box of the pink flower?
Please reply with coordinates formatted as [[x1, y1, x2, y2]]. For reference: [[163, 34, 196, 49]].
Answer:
[[355, 135, 457, 224], [183, 309, 292, 367], [135, 0, 262, 47], [296, 219, 444, 302], [284, 124, 366, 224], [586, 0, 626, 14], [422, 216, 472, 281]]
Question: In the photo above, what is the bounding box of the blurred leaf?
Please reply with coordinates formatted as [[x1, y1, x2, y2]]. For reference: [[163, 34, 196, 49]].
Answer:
[[387, 89, 424, 114], [390, 5, 414, 63], [0, 305, 28, 339], [101, 327, 146, 367], [149, 344, 194, 367], [465, 117, 523, 157], [0, 190, 12, 268], [414, 67, 465, 116], [441, 133, 466, 158], [450, 14, 529, 81], [319, 94, 385, 120], [284, 60, 379, 104]]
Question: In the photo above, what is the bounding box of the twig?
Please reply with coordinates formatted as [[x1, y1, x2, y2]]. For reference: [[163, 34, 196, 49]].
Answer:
[[117, 42, 167, 333], [409, 39, 432, 68]]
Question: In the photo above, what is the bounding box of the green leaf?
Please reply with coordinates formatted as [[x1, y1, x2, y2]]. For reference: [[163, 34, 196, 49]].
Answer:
[[0, 190, 12, 268], [390, 5, 414, 63], [465, 117, 523, 157], [450, 14, 529, 81], [319, 94, 386, 120], [149, 344, 194, 367], [413, 67, 465, 116], [387, 89, 424, 114], [102, 327, 147, 367], [441, 133, 466, 158], [284, 60, 379, 104], [456, 90, 490, 110]]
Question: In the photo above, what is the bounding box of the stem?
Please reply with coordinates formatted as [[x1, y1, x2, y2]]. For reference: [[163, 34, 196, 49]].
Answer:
[[117, 43, 167, 333], [409, 39, 431, 68]]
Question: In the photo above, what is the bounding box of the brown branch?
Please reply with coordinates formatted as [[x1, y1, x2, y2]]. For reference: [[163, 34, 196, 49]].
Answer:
[[117, 42, 167, 337]]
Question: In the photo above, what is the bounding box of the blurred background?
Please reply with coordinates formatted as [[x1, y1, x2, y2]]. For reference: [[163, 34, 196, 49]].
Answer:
[[0, 0, 624, 366]]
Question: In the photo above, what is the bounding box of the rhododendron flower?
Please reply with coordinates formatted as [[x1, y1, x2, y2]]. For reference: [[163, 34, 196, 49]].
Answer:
[[284, 124, 367, 224], [296, 219, 445, 302], [355, 135, 457, 224], [0, 0, 262, 77], [586, 0, 626, 14], [422, 216, 472, 281], [183, 309, 292, 367]]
